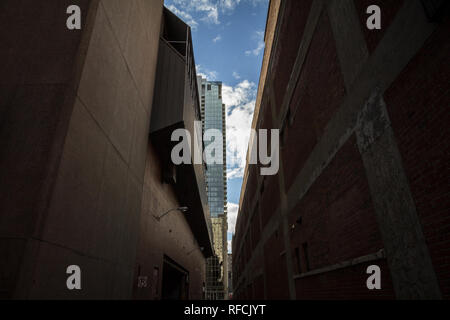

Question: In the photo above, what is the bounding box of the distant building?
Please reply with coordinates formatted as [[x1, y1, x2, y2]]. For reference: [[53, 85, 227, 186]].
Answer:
[[233, 0, 449, 300], [198, 77, 229, 299]]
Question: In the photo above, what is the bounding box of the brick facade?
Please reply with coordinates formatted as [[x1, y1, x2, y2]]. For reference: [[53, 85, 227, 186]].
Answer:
[[233, 0, 449, 300]]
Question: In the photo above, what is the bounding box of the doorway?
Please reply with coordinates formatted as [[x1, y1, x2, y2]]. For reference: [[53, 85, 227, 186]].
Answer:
[[161, 256, 189, 300]]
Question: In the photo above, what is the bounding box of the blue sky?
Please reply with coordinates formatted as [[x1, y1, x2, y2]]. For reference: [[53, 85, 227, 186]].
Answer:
[[164, 0, 269, 252]]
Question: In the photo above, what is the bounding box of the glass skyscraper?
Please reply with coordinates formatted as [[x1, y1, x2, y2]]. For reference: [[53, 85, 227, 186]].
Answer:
[[201, 80, 226, 217], [197, 76, 228, 299]]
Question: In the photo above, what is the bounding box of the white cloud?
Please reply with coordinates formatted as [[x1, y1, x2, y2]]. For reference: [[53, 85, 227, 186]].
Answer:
[[169, 0, 221, 25], [223, 80, 256, 106], [227, 201, 242, 253], [201, 6, 220, 24], [220, 0, 242, 11], [223, 80, 257, 179], [167, 0, 267, 26], [196, 65, 219, 81], [249, 0, 269, 6], [232, 71, 241, 79], [226, 101, 255, 179], [166, 5, 199, 30], [227, 203, 239, 235], [245, 30, 265, 56], [213, 35, 222, 43]]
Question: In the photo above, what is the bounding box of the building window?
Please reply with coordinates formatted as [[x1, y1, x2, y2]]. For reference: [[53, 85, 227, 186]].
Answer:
[[295, 247, 302, 274], [153, 267, 160, 296], [302, 243, 310, 272]]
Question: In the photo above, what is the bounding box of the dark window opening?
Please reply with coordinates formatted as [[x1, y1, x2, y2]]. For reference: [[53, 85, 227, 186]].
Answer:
[[153, 267, 160, 298], [302, 243, 310, 272], [162, 256, 189, 300], [295, 247, 302, 274]]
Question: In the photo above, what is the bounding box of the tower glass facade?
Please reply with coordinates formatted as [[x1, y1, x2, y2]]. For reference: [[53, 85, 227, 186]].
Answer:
[[204, 81, 225, 217], [198, 76, 228, 299]]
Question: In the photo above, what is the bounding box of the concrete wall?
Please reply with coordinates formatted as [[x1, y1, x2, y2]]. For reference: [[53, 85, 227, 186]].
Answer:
[[133, 142, 206, 300], [26, 0, 164, 299], [233, 0, 449, 300], [1, 0, 209, 299], [0, 0, 96, 299]]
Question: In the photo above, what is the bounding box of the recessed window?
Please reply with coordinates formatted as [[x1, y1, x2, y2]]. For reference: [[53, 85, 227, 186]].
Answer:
[[302, 243, 310, 272], [295, 247, 302, 274]]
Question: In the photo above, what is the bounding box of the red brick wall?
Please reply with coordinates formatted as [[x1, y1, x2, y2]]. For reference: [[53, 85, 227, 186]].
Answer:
[[253, 274, 265, 300], [271, 0, 313, 110], [282, 11, 346, 191], [295, 259, 395, 300], [260, 175, 280, 229], [289, 136, 384, 270], [243, 252, 265, 300], [384, 18, 450, 298], [245, 164, 259, 209], [251, 208, 261, 252], [245, 233, 252, 265], [264, 227, 290, 300], [354, 0, 405, 53], [233, 1, 449, 301]]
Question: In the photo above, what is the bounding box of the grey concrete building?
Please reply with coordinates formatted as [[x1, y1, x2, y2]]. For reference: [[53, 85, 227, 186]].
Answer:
[[0, 1, 212, 300]]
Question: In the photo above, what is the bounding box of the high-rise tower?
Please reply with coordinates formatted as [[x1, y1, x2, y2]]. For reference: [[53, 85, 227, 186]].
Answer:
[[197, 76, 228, 300]]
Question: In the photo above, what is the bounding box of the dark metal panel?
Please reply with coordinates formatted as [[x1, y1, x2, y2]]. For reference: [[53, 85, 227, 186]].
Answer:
[[150, 7, 214, 258], [150, 39, 185, 133]]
